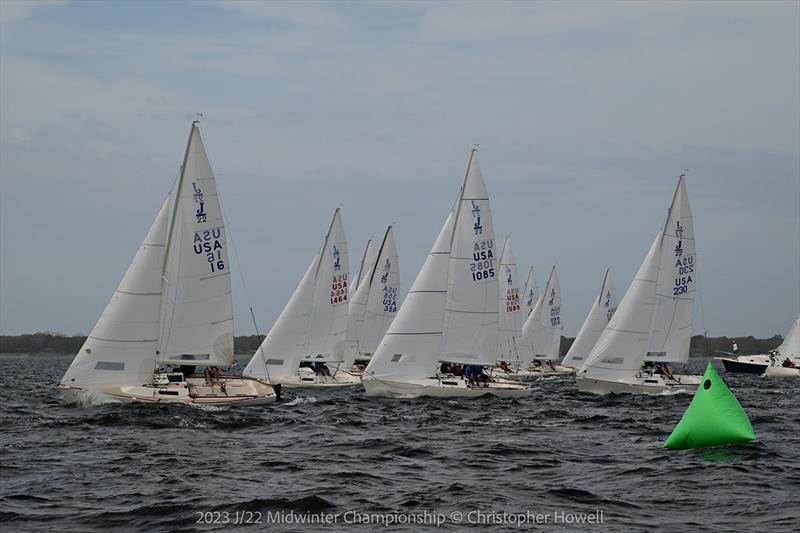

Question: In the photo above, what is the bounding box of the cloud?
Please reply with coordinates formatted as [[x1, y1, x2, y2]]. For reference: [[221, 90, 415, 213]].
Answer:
[[0, 0, 66, 27]]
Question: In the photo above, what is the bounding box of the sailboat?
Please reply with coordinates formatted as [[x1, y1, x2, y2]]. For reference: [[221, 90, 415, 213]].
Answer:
[[243, 209, 360, 387], [561, 269, 618, 370], [346, 226, 401, 366], [764, 315, 800, 378], [516, 266, 566, 376], [59, 122, 278, 406], [522, 266, 538, 317], [717, 315, 800, 375], [576, 175, 702, 395], [362, 150, 530, 398]]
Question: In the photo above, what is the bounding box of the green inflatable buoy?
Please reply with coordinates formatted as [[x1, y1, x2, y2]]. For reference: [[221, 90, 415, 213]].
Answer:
[[663, 362, 755, 450]]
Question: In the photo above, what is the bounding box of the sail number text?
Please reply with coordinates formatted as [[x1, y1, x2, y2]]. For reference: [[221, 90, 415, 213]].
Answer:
[[470, 239, 495, 282], [193, 228, 225, 273]]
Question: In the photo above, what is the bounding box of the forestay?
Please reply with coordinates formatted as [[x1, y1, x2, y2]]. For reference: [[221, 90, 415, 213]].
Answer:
[[441, 151, 500, 366]]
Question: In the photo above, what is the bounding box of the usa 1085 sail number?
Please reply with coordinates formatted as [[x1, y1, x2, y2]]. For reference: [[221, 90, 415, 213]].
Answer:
[[470, 240, 495, 282]]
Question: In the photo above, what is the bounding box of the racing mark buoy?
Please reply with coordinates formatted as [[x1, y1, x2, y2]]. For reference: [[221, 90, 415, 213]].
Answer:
[[664, 362, 755, 450]]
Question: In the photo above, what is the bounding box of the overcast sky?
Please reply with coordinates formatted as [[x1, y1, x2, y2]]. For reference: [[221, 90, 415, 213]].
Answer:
[[1, 1, 798, 339]]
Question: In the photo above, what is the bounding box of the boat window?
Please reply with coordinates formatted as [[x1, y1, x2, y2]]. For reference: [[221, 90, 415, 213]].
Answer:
[[158, 390, 180, 396], [265, 359, 284, 365], [703, 379, 711, 390], [176, 354, 210, 361], [391, 354, 403, 362], [94, 361, 124, 371]]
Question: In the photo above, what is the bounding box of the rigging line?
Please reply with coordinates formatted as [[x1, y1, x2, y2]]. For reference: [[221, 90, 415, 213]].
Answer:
[[217, 188, 271, 382]]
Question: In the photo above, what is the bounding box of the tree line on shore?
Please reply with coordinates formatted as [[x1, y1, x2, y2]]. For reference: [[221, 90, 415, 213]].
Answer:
[[0, 332, 784, 357]]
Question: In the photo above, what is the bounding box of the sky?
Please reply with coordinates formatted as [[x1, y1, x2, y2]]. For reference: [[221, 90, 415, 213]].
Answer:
[[1, 0, 798, 339]]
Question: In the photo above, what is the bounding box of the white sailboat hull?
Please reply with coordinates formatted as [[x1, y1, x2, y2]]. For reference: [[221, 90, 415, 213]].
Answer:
[[764, 366, 800, 378], [362, 376, 531, 399], [576, 373, 701, 395], [276, 366, 362, 388], [59, 376, 278, 407]]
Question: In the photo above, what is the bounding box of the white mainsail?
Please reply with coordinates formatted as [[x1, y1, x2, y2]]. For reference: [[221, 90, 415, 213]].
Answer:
[[580, 175, 697, 379], [60, 197, 170, 388], [520, 266, 563, 362], [306, 208, 350, 362], [777, 315, 800, 361], [498, 236, 522, 363], [243, 255, 318, 381], [441, 151, 499, 365], [562, 268, 617, 368], [645, 177, 696, 363], [364, 213, 453, 382], [159, 124, 234, 367], [522, 266, 538, 317], [357, 226, 401, 359]]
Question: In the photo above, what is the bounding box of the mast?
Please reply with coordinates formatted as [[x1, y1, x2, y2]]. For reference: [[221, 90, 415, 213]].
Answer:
[[162, 122, 197, 277]]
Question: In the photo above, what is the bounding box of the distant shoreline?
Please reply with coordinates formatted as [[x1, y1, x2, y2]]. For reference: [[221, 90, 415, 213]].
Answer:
[[0, 333, 784, 357]]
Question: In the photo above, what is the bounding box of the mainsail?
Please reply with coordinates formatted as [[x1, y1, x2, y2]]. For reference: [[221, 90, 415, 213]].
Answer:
[[305, 208, 350, 361], [562, 269, 617, 368], [776, 315, 800, 361], [357, 226, 400, 360], [498, 236, 522, 363], [646, 177, 696, 363], [520, 266, 563, 363], [441, 151, 499, 365], [159, 123, 234, 367], [522, 266, 538, 317]]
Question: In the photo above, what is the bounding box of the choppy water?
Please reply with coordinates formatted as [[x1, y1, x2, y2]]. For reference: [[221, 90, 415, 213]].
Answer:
[[1, 356, 797, 532]]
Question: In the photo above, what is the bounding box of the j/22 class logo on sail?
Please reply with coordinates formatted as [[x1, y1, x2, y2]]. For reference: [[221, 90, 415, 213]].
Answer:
[[193, 228, 225, 273], [470, 239, 495, 282]]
